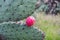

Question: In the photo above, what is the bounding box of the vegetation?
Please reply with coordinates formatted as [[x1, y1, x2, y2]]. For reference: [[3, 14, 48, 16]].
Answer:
[[34, 12, 60, 40]]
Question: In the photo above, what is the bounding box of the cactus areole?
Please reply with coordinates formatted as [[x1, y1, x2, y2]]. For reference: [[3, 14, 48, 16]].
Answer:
[[26, 16, 35, 27]]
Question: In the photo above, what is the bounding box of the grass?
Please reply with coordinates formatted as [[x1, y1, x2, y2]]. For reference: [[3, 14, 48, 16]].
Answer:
[[33, 12, 60, 40]]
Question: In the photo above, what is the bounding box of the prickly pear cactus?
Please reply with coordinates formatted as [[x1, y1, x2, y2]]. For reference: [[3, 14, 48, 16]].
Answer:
[[0, 22, 45, 40], [0, 0, 37, 22], [0, 0, 45, 40]]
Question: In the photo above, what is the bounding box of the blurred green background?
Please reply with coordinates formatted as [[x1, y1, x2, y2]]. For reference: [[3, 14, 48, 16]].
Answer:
[[33, 12, 60, 40]]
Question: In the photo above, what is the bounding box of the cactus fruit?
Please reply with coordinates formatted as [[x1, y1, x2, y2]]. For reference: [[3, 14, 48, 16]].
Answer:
[[26, 16, 35, 27], [0, 22, 45, 40], [0, 0, 37, 22]]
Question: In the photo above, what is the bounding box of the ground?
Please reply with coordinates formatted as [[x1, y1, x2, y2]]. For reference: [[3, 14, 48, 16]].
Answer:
[[33, 12, 60, 40]]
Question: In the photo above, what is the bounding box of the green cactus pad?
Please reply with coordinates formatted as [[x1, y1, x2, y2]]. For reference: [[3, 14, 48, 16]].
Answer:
[[0, 0, 37, 22], [0, 22, 45, 40]]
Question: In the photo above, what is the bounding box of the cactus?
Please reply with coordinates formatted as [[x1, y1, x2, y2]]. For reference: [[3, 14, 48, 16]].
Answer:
[[0, 0, 45, 40], [0, 0, 37, 22], [0, 22, 45, 40]]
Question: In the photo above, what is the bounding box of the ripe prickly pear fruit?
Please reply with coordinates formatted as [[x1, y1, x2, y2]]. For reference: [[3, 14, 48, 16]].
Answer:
[[26, 16, 35, 27]]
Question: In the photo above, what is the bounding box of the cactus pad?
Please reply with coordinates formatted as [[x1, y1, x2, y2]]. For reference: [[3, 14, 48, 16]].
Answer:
[[0, 22, 45, 40], [0, 0, 37, 22]]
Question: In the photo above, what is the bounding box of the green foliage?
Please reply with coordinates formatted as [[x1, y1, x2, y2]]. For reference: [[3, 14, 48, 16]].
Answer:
[[36, 2, 60, 13], [35, 13, 60, 40], [0, 22, 45, 40], [36, 4, 48, 12]]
